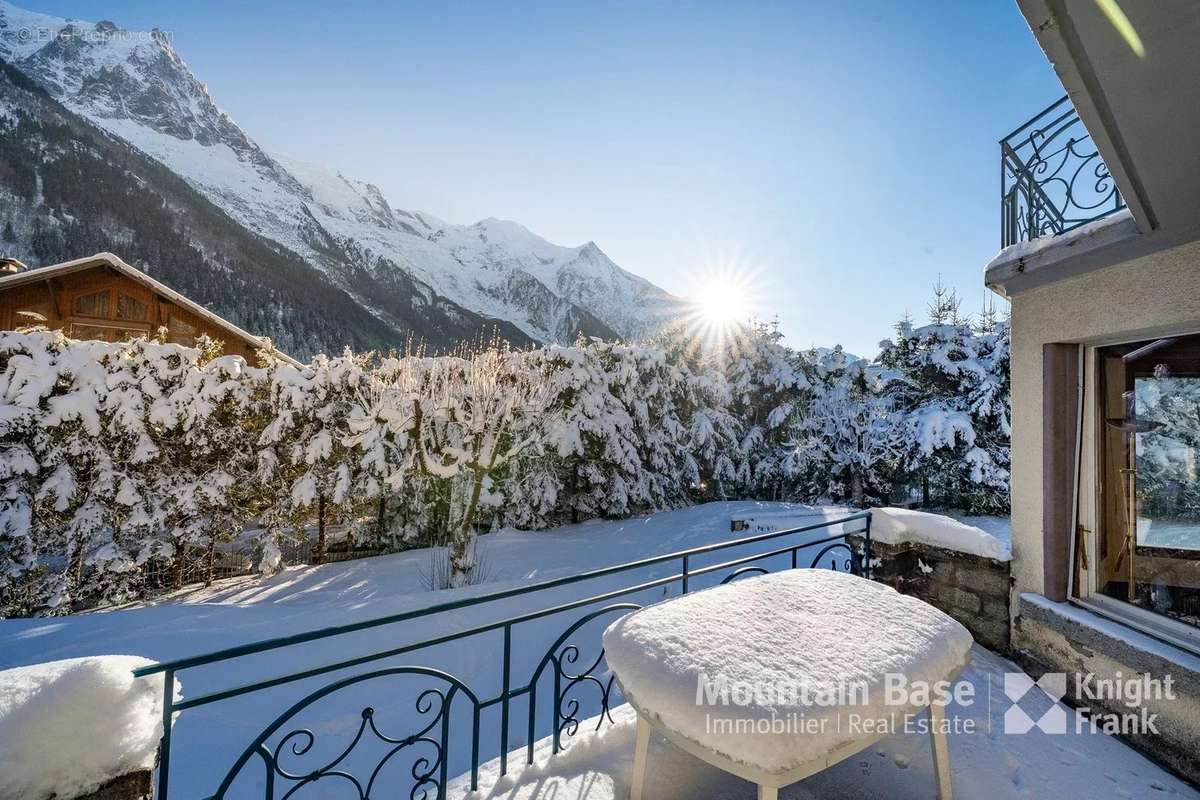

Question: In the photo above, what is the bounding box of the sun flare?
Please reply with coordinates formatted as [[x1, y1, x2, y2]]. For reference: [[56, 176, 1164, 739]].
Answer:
[[685, 265, 760, 347], [695, 280, 750, 326]]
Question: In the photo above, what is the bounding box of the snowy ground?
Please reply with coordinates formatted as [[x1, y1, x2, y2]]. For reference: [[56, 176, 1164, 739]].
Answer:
[[0, 502, 855, 798], [451, 646, 1197, 800], [1, 503, 1190, 799]]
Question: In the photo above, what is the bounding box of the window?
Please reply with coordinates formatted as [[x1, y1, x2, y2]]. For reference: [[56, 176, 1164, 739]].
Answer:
[[73, 290, 110, 318], [69, 324, 113, 342], [166, 315, 198, 346], [13, 302, 50, 327], [69, 324, 148, 343], [116, 292, 149, 322], [1098, 335, 1200, 628]]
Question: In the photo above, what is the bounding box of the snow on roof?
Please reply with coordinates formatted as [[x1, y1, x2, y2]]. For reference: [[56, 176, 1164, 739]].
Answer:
[[870, 508, 1012, 561], [0, 252, 298, 364], [0, 655, 177, 800]]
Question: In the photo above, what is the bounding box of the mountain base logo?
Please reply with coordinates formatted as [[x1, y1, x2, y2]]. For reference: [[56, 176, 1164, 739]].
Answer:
[[1003, 670, 1175, 735]]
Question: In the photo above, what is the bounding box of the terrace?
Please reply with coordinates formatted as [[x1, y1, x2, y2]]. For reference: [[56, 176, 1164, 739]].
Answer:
[[6, 504, 1194, 800]]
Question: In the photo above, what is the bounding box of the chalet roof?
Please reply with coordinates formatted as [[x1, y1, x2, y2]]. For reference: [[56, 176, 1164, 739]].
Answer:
[[0, 252, 298, 364]]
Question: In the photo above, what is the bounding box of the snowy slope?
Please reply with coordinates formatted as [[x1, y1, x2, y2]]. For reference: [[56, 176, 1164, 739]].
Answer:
[[0, 0, 680, 344]]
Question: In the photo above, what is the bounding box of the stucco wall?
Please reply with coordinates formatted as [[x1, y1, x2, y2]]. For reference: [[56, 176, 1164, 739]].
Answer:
[[1007, 237, 1200, 601]]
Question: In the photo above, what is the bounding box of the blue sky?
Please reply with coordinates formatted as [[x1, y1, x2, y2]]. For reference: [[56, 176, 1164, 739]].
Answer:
[[32, 0, 1064, 355]]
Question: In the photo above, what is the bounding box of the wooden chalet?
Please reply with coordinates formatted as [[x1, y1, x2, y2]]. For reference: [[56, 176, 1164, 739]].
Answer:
[[0, 252, 283, 362]]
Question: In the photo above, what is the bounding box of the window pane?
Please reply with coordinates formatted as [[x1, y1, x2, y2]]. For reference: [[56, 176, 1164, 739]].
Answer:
[[116, 293, 149, 321], [1099, 337, 1200, 627], [73, 290, 110, 318], [167, 315, 198, 345], [69, 324, 112, 342], [14, 304, 50, 325]]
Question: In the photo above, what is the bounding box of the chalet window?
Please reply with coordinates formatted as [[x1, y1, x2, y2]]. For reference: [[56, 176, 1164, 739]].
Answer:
[[73, 290, 110, 319], [1098, 335, 1200, 628], [69, 323, 148, 343], [69, 323, 113, 342], [116, 292, 149, 322], [13, 302, 50, 326], [166, 315, 198, 346]]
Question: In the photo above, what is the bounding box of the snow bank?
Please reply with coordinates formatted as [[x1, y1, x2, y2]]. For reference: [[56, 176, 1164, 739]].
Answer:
[[602, 570, 973, 775], [0, 656, 176, 800], [871, 508, 1011, 561]]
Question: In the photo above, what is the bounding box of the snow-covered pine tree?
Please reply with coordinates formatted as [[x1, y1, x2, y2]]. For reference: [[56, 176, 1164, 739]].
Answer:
[[878, 285, 1011, 513], [712, 319, 808, 498], [345, 353, 418, 547], [793, 346, 898, 506], [267, 351, 366, 565]]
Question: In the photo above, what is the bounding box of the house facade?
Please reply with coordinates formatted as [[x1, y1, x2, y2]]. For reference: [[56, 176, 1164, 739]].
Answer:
[[0, 252, 277, 362], [990, 0, 1200, 779]]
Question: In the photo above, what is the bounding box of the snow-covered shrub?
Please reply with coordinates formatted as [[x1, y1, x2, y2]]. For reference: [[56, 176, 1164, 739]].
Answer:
[[0, 282, 1012, 612], [0, 655, 178, 800]]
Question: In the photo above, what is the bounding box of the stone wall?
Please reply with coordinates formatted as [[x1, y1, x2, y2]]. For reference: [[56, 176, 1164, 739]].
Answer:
[[1015, 594, 1200, 785], [74, 771, 152, 800], [851, 534, 1013, 652]]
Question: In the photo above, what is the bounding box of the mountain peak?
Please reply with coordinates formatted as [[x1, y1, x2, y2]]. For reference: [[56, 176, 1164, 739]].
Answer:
[[0, 0, 681, 345]]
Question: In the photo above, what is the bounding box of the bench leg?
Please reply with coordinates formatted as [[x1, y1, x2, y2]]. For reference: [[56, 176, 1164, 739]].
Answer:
[[757, 785, 778, 800], [630, 713, 650, 800], [928, 703, 952, 800]]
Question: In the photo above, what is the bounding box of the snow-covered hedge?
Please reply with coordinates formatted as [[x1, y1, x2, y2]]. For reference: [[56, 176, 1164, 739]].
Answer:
[[0, 305, 1010, 614], [0, 655, 176, 800]]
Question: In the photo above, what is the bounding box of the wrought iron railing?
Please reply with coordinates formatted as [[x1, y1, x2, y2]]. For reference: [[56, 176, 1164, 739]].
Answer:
[[133, 511, 871, 799], [1001, 95, 1125, 247]]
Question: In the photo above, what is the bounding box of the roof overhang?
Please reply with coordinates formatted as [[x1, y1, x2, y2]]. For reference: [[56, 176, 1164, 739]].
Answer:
[[992, 0, 1200, 296], [0, 252, 299, 365]]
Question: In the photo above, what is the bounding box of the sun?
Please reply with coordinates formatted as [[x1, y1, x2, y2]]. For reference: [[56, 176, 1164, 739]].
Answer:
[[685, 265, 759, 347], [695, 280, 750, 325]]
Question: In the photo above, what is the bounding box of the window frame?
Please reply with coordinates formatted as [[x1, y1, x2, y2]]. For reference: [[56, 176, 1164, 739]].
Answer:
[[1074, 332, 1200, 657]]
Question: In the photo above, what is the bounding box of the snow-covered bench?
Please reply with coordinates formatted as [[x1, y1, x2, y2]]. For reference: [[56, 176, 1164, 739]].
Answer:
[[603, 569, 973, 800]]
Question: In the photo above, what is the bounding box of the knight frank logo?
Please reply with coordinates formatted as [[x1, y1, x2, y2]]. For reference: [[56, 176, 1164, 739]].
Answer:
[[1002, 670, 1175, 735], [1003, 672, 1068, 734]]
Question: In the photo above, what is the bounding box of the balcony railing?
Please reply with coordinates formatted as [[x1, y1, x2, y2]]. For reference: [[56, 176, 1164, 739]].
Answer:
[[1001, 95, 1125, 247], [133, 512, 871, 799]]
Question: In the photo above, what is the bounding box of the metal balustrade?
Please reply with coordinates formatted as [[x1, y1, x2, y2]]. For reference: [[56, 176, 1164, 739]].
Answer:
[[1001, 95, 1125, 247], [133, 511, 872, 799]]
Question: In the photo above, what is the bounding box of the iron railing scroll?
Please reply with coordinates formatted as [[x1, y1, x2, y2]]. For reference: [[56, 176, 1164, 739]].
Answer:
[[134, 511, 873, 800]]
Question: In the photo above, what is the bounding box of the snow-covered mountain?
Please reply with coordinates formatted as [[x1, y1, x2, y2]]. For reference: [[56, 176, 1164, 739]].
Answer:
[[0, 0, 679, 344]]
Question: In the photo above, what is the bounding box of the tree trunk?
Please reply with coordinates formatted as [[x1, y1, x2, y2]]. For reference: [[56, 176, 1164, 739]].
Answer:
[[172, 546, 185, 590], [850, 471, 865, 508], [315, 494, 327, 565], [376, 494, 387, 542], [450, 470, 487, 585], [71, 541, 84, 588], [205, 538, 216, 587], [922, 474, 930, 507], [570, 466, 579, 524]]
